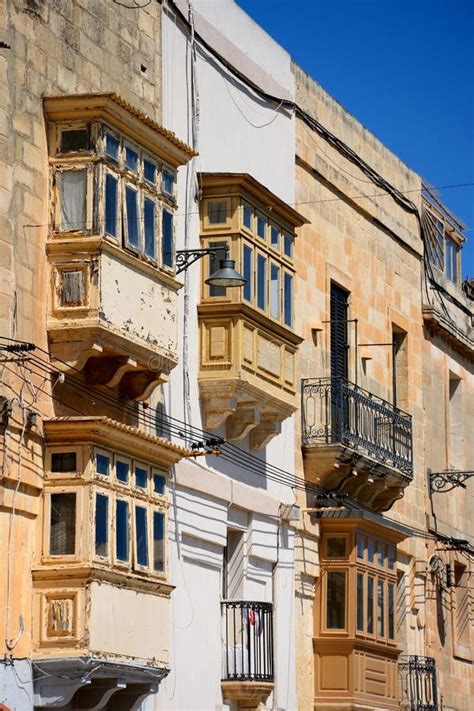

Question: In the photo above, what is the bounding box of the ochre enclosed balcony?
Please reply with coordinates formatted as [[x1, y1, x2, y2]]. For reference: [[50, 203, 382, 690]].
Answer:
[[44, 93, 195, 400], [198, 173, 307, 448], [302, 377, 413, 511]]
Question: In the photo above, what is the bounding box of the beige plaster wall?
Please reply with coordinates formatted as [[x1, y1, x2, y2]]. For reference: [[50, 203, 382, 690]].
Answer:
[[0, 0, 162, 660]]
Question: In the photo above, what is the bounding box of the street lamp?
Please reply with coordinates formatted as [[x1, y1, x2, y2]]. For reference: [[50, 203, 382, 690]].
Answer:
[[175, 247, 246, 288]]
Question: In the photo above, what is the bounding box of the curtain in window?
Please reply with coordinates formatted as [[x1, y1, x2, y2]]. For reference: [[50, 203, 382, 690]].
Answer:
[[58, 170, 87, 231]]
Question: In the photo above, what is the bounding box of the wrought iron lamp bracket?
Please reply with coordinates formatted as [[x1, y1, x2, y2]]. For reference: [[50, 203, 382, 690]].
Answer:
[[175, 247, 225, 275], [428, 468, 474, 494]]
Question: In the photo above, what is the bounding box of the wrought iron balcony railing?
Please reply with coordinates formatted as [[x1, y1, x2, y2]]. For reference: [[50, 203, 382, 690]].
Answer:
[[398, 655, 439, 711], [221, 601, 274, 682], [302, 377, 413, 476]]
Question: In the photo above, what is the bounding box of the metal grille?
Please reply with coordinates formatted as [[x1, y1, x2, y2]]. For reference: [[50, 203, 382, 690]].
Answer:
[[399, 656, 439, 711], [221, 601, 273, 682], [302, 376, 413, 475]]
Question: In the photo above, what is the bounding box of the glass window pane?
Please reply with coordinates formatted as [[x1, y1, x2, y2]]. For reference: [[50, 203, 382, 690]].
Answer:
[[125, 146, 138, 172], [270, 224, 280, 250], [208, 241, 227, 297], [153, 473, 166, 495], [388, 546, 396, 571], [116, 500, 129, 562], [135, 466, 147, 489], [116, 459, 129, 484], [208, 201, 227, 224], [377, 542, 385, 568], [357, 572, 364, 632], [356, 534, 365, 559], [367, 539, 375, 564], [257, 215, 266, 239], [367, 576, 374, 634], [125, 186, 140, 249], [243, 204, 253, 230], [135, 506, 148, 567], [270, 263, 280, 319], [327, 537, 346, 558], [284, 272, 293, 327], [51, 452, 77, 472], [243, 244, 253, 303], [153, 511, 165, 572], [61, 128, 90, 152], [49, 493, 76, 555], [283, 233, 293, 258], [162, 169, 174, 196], [162, 209, 174, 268], [144, 198, 156, 259], [105, 173, 118, 237], [144, 159, 157, 184], [95, 493, 108, 557], [378, 579, 385, 636], [96, 452, 110, 476], [105, 132, 119, 162], [388, 582, 395, 639], [326, 571, 346, 629], [58, 170, 87, 231], [257, 255, 266, 310]]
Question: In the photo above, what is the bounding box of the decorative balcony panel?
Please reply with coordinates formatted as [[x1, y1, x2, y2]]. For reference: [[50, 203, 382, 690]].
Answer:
[[44, 94, 194, 401], [198, 173, 307, 448], [398, 656, 439, 711], [302, 377, 413, 511], [221, 600, 274, 708]]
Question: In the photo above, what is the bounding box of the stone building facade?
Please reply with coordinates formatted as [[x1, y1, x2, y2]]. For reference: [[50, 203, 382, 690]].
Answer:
[[0, 1, 472, 710]]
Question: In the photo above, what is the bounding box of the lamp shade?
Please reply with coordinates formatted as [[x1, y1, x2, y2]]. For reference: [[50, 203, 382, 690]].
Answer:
[[205, 258, 247, 288]]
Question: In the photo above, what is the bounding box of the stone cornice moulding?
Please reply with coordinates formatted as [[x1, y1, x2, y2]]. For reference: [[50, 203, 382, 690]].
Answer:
[[43, 93, 196, 167]]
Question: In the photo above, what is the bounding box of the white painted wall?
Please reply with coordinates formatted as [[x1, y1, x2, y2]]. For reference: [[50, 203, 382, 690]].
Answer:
[[155, 2, 298, 708]]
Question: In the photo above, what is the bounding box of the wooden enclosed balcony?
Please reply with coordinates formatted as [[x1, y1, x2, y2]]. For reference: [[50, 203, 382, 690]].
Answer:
[[302, 377, 413, 511]]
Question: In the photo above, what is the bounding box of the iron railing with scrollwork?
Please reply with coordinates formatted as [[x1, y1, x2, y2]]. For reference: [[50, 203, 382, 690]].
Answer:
[[302, 377, 413, 476], [221, 601, 274, 682], [398, 655, 439, 711]]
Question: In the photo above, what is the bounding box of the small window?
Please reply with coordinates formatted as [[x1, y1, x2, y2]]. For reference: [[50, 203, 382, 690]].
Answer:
[[208, 241, 227, 298], [116, 499, 129, 562], [105, 132, 120, 162], [243, 244, 253, 303], [135, 505, 148, 567], [367, 576, 374, 634], [388, 582, 395, 639], [257, 214, 266, 240], [283, 233, 293, 258], [326, 571, 346, 629], [61, 270, 85, 307], [377, 542, 385, 568], [135, 465, 148, 489], [51, 452, 77, 473], [144, 159, 157, 184], [162, 209, 174, 268], [58, 170, 87, 232], [377, 579, 385, 637], [208, 201, 228, 225], [96, 452, 110, 476], [144, 197, 156, 260], [162, 169, 175, 196], [257, 254, 266, 310], [284, 272, 293, 327], [270, 263, 280, 320], [49, 493, 76, 556], [153, 511, 165, 572], [357, 572, 364, 632], [445, 237, 458, 283], [270, 224, 280, 250], [60, 128, 90, 153], [95, 493, 109, 557], [104, 173, 118, 238], [125, 185, 140, 249], [153, 473, 166, 495], [125, 146, 139, 172], [243, 204, 253, 230], [367, 539, 375, 564], [326, 537, 346, 558], [356, 534, 365, 560], [116, 459, 129, 484], [387, 546, 395, 571]]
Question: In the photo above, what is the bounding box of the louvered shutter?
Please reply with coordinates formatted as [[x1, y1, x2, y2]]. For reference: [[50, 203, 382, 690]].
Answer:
[[330, 283, 349, 381]]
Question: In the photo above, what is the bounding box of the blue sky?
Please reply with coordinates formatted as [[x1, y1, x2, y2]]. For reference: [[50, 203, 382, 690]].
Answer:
[[237, 0, 474, 279]]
